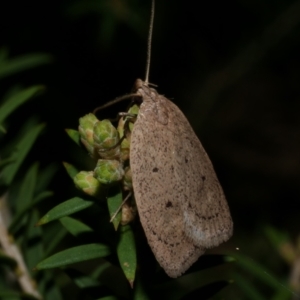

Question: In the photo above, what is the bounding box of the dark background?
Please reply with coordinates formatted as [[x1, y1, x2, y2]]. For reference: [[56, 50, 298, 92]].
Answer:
[[1, 0, 300, 298]]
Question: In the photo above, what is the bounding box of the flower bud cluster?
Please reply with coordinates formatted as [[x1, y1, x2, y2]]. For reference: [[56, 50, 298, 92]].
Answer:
[[73, 105, 139, 224]]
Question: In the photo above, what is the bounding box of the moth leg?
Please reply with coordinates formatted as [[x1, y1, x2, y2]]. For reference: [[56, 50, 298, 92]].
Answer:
[[110, 191, 132, 222]]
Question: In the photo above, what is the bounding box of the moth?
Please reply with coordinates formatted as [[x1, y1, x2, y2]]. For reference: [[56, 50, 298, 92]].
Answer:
[[129, 78, 233, 278]]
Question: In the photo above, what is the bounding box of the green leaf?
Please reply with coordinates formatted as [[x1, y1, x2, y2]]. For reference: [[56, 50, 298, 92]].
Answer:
[[62, 162, 80, 179], [0, 86, 45, 124], [271, 287, 293, 300], [37, 270, 64, 300], [24, 210, 43, 272], [233, 253, 283, 290], [264, 226, 290, 248], [233, 273, 265, 300], [36, 197, 95, 226], [0, 53, 52, 79], [59, 216, 94, 237], [65, 128, 81, 146], [91, 261, 130, 298], [117, 225, 136, 287], [0, 123, 45, 185], [43, 223, 68, 257], [35, 163, 58, 193], [154, 263, 232, 300], [16, 163, 39, 213], [8, 163, 40, 234], [133, 276, 151, 300], [0, 156, 15, 168], [107, 186, 122, 230], [35, 243, 111, 270], [0, 289, 38, 300], [33, 191, 54, 203], [64, 269, 101, 289], [180, 281, 230, 300], [0, 123, 7, 133], [9, 191, 53, 234]]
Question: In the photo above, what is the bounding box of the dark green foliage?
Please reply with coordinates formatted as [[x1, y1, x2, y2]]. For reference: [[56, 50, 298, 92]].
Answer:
[[1, 0, 300, 299]]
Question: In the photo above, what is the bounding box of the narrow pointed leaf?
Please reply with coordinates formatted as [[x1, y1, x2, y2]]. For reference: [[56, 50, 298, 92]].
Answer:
[[0, 53, 52, 79], [44, 224, 68, 257], [65, 129, 81, 146], [9, 191, 53, 233], [233, 253, 282, 289], [0, 86, 45, 124], [91, 261, 130, 298], [154, 264, 232, 299], [107, 186, 122, 230], [36, 197, 94, 226], [64, 269, 101, 288], [24, 210, 43, 270], [0, 123, 6, 133], [264, 226, 295, 264], [8, 163, 39, 234], [0, 289, 38, 300], [133, 277, 151, 300], [117, 225, 136, 287], [16, 163, 39, 213], [180, 281, 230, 300], [0, 157, 15, 168], [264, 226, 290, 247], [233, 273, 265, 300], [62, 162, 80, 179], [272, 287, 294, 300], [59, 216, 94, 237], [1, 123, 45, 185], [38, 270, 64, 300], [35, 163, 58, 193], [33, 191, 54, 203], [35, 243, 111, 270]]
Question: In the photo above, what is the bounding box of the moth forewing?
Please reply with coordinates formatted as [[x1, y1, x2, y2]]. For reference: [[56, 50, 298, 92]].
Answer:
[[129, 79, 233, 277]]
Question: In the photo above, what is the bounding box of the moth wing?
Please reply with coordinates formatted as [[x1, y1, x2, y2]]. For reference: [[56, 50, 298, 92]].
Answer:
[[130, 112, 205, 278], [165, 99, 233, 249], [130, 93, 233, 277]]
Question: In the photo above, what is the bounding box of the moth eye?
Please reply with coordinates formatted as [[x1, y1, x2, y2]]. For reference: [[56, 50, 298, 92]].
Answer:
[[152, 167, 159, 172]]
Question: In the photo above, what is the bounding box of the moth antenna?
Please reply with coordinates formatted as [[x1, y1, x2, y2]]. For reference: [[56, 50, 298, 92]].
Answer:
[[93, 93, 139, 114], [144, 0, 155, 85]]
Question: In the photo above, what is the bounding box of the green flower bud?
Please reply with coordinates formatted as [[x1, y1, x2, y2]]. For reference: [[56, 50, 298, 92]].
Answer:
[[94, 159, 124, 184], [117, 116, 126, 138], [78, 114, 99, 157], [122, 167, 132, 191], [117, 118, 130, 161], [120, 137, 130, 162], [117, 106, 138, 162], [127, 104, 139, 132], [74, 171, 102, 196], [93, 120, 120, 159]]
